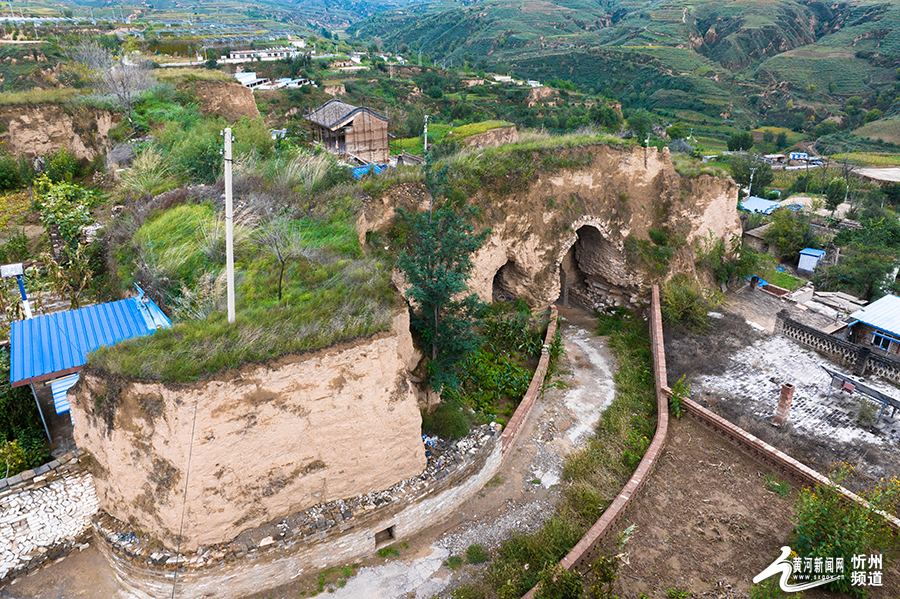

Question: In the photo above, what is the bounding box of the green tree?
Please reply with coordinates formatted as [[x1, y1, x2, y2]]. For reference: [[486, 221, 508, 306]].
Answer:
[[727, 131, 754, 151], [824, 178, 846, 214], [666, 122, 688, 140], [396, 172, 489, 392], [730, 154, 773, 197], [775, 131, 788, 149], [763, 209, 817, 261], [627, 109, 652, 140]]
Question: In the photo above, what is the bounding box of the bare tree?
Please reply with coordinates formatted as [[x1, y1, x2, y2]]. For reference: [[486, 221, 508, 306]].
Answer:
[[253, 212, 317, 302], [67, 39, 155, 124]]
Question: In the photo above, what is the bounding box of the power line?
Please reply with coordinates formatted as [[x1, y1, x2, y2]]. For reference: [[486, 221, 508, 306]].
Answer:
[[171, 401, 199, 599]]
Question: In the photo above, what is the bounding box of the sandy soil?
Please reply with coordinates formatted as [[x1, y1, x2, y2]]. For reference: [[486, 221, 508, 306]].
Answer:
[[781, 194, 852, 219], [610, 415, 900, 598]]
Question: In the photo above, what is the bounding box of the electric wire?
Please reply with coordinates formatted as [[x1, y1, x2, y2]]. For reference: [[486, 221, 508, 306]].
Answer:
[[172, 400, 199, 599]]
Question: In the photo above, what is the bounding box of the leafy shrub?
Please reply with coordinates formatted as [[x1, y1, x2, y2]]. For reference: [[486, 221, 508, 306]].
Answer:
[[421, 397, 472, 440], [0, 230, 28, 263], [33, 175, 97, 258], [44, 147, 79, 183], [660, 274, 724, 332], [536, 564, 583, 599], [669, 374, 689, 418], [0, 149, 22, 190], [695, 231, 761, 286], [763, 209, 817, 262], [791, 464, 899, 597]]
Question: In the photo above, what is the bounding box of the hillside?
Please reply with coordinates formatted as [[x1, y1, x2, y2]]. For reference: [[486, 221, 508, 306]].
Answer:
[[349, 0, 900, 125]]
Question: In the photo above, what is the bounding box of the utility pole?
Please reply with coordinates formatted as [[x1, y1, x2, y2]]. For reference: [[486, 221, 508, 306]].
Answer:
[[222, 128, 235, 324], [423, 115, 429, 153], [749, 166, 758, 197]]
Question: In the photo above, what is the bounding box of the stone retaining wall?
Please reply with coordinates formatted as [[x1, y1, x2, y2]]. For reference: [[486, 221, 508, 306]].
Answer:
[[0, 449, 98, 582], [94, 431, 503, 599], [775, 310, 900, 384], [522, 285, 670, 599]]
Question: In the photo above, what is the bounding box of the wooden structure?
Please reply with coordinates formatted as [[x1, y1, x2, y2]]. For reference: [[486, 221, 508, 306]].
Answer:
[[306, 100, 388, 164]]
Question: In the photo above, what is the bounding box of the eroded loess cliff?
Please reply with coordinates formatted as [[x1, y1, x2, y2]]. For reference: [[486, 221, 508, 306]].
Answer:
[[365, 143, 741, 311], [0, 103, 116, 161], [71, 311, 425, 552]]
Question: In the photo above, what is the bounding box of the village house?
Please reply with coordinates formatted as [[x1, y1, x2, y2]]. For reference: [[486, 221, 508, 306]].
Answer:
[[844, 294, 900, 356], [305, 99, 389, 164]]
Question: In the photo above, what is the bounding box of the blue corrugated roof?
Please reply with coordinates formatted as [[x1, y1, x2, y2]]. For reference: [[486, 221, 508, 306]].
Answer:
[[800, 248, 826, 257], [10, 295, 170, 387], [849, 294, 900, 337]]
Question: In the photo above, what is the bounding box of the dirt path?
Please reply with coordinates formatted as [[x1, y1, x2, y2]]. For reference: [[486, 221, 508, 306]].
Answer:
[[2, 309, 618, 599]]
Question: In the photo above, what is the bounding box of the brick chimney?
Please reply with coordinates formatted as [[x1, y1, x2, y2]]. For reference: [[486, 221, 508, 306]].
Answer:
[[773, 383, 795, 426]]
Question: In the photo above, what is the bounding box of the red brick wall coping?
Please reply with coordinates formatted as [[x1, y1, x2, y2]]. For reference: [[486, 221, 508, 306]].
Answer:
[[681, 397, 900, 530], [501, 306, 559, 455], [522, 286, 670, 599]]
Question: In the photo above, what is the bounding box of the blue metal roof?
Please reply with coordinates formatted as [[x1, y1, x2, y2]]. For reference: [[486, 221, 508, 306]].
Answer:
[[849, 294, 900, 337], [739, 196, 781, 214], [10, 294, 170, 387], [800, 248, 826, 257]]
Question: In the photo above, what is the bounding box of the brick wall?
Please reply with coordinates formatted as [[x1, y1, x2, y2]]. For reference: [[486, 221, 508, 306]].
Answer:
[[681, 398, 900, 530], [522, 285, 670, 599], [501, 306, 558, 454], [0, 450, 98, 582]]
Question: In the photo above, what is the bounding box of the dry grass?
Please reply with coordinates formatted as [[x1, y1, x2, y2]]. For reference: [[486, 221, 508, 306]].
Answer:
[[0, 88, 78, 105], [154, 67, 233, 84]]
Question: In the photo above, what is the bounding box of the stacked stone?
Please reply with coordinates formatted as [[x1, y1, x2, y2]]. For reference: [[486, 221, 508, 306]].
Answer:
[[569, 281, 645, 311], [0, 449, 98, 581]]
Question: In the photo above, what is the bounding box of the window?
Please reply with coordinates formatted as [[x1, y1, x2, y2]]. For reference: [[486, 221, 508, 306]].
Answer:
[[872, 332, 900, 352], [374, 526, 394, 546]]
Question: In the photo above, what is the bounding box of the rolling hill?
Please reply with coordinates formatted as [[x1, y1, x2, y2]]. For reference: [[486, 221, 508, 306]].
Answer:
[[348, 0, 900, 126]]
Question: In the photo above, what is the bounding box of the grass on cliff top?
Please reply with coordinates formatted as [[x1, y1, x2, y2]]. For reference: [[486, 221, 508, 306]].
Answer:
[[453, 308, 657, 597], [671, 153, 730, 178], [440, 129, 633, 196], [447, 119, 514, 139], [0, 88, 78, 106], [154, 67, 234, 84], [89, 204, 397, 382]]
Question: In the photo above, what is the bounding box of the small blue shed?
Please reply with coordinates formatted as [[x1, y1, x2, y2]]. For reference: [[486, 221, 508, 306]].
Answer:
[[798, 248, 826, 272]]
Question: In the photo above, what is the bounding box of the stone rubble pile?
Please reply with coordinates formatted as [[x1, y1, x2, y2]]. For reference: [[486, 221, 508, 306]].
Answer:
[[94, 422, 503, 570], [0, 450, 97, 581], [569, 280, 646, 311]]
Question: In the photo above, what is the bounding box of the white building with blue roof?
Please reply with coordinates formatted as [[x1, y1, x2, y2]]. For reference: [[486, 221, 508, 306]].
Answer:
[[848, 294, 900, 356]]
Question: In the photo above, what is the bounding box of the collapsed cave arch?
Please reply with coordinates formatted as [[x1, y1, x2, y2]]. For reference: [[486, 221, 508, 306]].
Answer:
[[492, 260, 519, 302], [557, 225, 637, 310]]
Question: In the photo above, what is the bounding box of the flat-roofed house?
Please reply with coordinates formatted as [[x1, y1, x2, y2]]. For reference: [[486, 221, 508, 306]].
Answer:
[[305, 99, 388, 164]]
